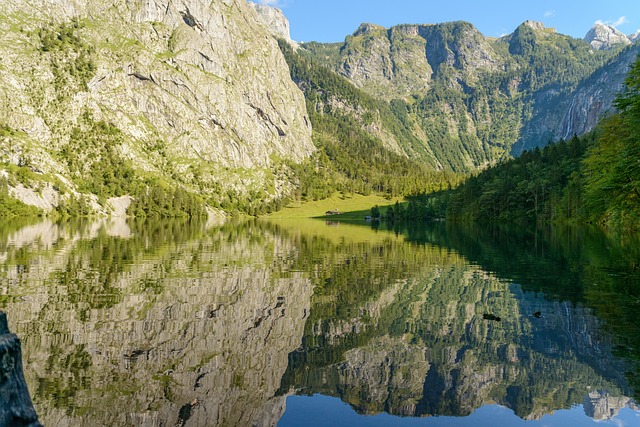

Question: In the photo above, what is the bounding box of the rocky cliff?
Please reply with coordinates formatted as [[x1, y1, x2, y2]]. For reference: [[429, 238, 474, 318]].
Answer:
[[338, 21, 500, 100], [557, 43, 640, 140], [584, 23, 632, 50], [512, 42, 640, 154], [249, 1, 294, 44], [302, 19, 636, 166], [0, 0, 313, 215]]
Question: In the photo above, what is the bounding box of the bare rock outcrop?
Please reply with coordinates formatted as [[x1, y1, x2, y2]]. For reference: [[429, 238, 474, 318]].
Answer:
[[338, 21, 500, 100], [249, 2, 294, 44], [0, 0, 314, 210], [0, 312, 42, 427], [585, 24, 631, 50]]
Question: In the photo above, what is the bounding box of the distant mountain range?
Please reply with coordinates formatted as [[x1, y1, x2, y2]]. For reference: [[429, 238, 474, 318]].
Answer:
[[295, 20, 639, 168]]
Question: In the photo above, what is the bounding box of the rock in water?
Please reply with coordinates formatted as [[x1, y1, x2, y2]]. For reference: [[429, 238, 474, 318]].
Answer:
[[0, 311, 42, 427], [482, 313, 501, 322]]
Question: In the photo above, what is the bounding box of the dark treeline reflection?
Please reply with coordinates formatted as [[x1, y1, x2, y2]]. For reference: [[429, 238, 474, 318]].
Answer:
[[0, 218, 638, 425], [398, 220, 640, 399], [278, 220, 640, 420]]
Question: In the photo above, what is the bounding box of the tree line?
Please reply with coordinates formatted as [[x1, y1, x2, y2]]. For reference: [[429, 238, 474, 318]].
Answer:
[[383, 56, 640, 231]]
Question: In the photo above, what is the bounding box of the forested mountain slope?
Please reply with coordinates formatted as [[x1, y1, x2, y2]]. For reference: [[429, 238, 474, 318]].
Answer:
[[302, 20, 639, 167], [397, 57, 640, 230]]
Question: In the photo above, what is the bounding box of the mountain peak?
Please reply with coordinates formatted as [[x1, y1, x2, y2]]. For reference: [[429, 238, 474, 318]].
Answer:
[[353, 23, 386, 37], [248, 2, 293, 43], [584, 23, 631, 50], [523, 20, 547, 32]]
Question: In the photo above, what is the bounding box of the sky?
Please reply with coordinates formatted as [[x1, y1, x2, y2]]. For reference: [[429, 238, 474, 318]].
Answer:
[[249, 0, 640, 43]]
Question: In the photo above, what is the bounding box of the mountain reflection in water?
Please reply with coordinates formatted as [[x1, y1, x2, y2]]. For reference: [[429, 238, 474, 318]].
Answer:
[[0, 218, 638, 426]]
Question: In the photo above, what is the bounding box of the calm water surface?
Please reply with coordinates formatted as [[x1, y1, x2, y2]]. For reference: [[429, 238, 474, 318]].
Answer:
[[0, 218, 639, 426]]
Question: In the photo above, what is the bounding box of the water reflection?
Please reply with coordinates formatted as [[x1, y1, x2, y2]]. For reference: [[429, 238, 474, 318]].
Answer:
[[277, 224, 635, 421], [1, 219, 312, 426], [0, 218, 638, 426]]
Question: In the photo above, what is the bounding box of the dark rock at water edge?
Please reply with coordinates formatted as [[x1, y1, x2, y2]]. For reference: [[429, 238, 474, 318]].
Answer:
[[0, 311, 42, 427]]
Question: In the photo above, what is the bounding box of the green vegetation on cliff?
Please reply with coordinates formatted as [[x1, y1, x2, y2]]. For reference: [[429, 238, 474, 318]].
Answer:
[[37, 19, 97, 93], [583, 57, 640, 226], [0, 2, 320, 219], [0, 9, 635, 219], [394, 57, 640, 230], [0, 178, 42, 217], [56, 112, 206, 218], [504, 22, 613, 92], [304, 21, 625, 168], [278, 39, 463, 200]]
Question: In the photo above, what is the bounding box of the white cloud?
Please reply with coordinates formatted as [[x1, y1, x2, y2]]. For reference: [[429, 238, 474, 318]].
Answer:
[[544, 10, 555, 18], [595, 16, 628, 28], [255, 0, 285, 6], [614, 16, 629, 26], [611, 418, 625, 427]]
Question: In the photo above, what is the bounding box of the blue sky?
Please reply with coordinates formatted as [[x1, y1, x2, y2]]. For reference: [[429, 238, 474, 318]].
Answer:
[[250, 0, 640, 43]]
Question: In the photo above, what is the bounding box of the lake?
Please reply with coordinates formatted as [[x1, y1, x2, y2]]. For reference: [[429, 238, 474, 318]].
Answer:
[[0, 218, 639, 426]]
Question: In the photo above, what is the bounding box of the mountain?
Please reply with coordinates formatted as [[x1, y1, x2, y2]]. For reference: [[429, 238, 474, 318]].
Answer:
[[584, 23, 632, 50], [0, 0, 313, 216], [1, 2, 638, 217], [300, 20, 636, 164]]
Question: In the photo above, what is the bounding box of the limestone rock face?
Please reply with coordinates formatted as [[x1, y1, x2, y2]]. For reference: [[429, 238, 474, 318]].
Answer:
[[512, 42, 640, 154], [557, 44, 640, 139], [585, 24, 631, 50], [0, 0, 314, 207], [249, 2, 293, 44], [523, 20, 548, 32], [338, 21, 500, 99]]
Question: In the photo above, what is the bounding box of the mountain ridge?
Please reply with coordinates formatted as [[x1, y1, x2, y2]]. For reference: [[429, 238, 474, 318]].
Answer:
[[298, 17, 638, 161]]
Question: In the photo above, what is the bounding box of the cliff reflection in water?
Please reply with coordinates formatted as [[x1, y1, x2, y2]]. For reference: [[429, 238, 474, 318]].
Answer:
[[0, 219, 312, 426], [278, 222, 638, 421], [0, 218, 638, 425]]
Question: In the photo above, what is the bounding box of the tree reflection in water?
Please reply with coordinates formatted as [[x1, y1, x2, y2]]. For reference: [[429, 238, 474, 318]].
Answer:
[[0, 218, 638, 426]]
